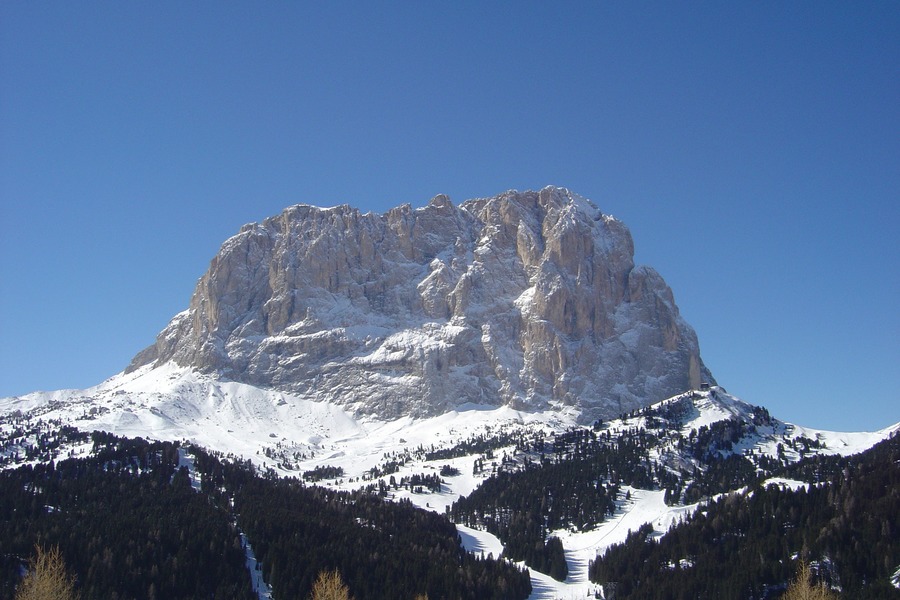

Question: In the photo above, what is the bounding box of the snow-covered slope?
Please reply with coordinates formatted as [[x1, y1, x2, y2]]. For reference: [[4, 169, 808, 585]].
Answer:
[[0, 364, 570, 476], [2, 373, 895, 600]]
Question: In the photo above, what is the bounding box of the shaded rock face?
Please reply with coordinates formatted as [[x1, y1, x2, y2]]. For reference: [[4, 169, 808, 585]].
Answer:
[[129, 187, 713, 422]]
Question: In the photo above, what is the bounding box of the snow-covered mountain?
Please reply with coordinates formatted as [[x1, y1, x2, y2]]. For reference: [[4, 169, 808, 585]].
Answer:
[[2, 186, 897, 598], [126, 186, 711, 422]]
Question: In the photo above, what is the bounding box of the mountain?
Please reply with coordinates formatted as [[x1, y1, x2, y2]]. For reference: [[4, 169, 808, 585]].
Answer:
[[127, 186, 711, 422], [2, 186, 897, 599]]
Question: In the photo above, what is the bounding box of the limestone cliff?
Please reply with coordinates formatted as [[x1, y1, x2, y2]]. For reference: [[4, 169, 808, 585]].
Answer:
[[129, 187, 713, 421]]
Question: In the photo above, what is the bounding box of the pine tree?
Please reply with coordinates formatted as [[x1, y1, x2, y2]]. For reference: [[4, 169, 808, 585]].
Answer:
[[309, 569, 352, 600], [15, 545, 78, 600]]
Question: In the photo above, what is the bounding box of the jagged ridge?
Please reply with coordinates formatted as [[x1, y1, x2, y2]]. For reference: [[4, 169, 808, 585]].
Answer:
[[129, 186, 713, 421]]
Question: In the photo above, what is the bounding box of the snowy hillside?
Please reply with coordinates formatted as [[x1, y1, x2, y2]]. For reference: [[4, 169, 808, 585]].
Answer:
[[1, 369, 896, 599]]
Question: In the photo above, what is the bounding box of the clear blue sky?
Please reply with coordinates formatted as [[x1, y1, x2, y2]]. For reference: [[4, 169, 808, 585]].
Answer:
[[1, 2, 897, 431]]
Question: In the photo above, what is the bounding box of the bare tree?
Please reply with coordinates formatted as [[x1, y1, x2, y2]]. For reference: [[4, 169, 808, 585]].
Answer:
[[15, 545, 78, 600], [783, 560, 839, 600], [309, 569, 353, 600]]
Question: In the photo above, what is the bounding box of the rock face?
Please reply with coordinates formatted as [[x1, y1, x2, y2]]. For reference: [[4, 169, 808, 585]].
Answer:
[[129, 187, 713, 422]]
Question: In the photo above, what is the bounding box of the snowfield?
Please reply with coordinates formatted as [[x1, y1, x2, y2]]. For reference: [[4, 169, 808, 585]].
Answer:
[[1, 366, 897, 600]]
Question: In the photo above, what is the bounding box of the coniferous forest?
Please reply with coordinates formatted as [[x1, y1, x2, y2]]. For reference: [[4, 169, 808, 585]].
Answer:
[[589, 434, 900, 599], [198, 446, 532, 600], [447, 401, 900, 596], [0, 433, 530, 600], [449, 418, 768, 580], [1, 409, 898, 599], [0, 434, 254, 600]]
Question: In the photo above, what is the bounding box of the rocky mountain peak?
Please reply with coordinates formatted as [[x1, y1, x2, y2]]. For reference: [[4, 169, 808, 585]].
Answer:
[[128, 187, 713, 422]]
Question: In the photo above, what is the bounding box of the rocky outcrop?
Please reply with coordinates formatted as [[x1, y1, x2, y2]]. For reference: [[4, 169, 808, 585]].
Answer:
[[129, 186, 713, 422]]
